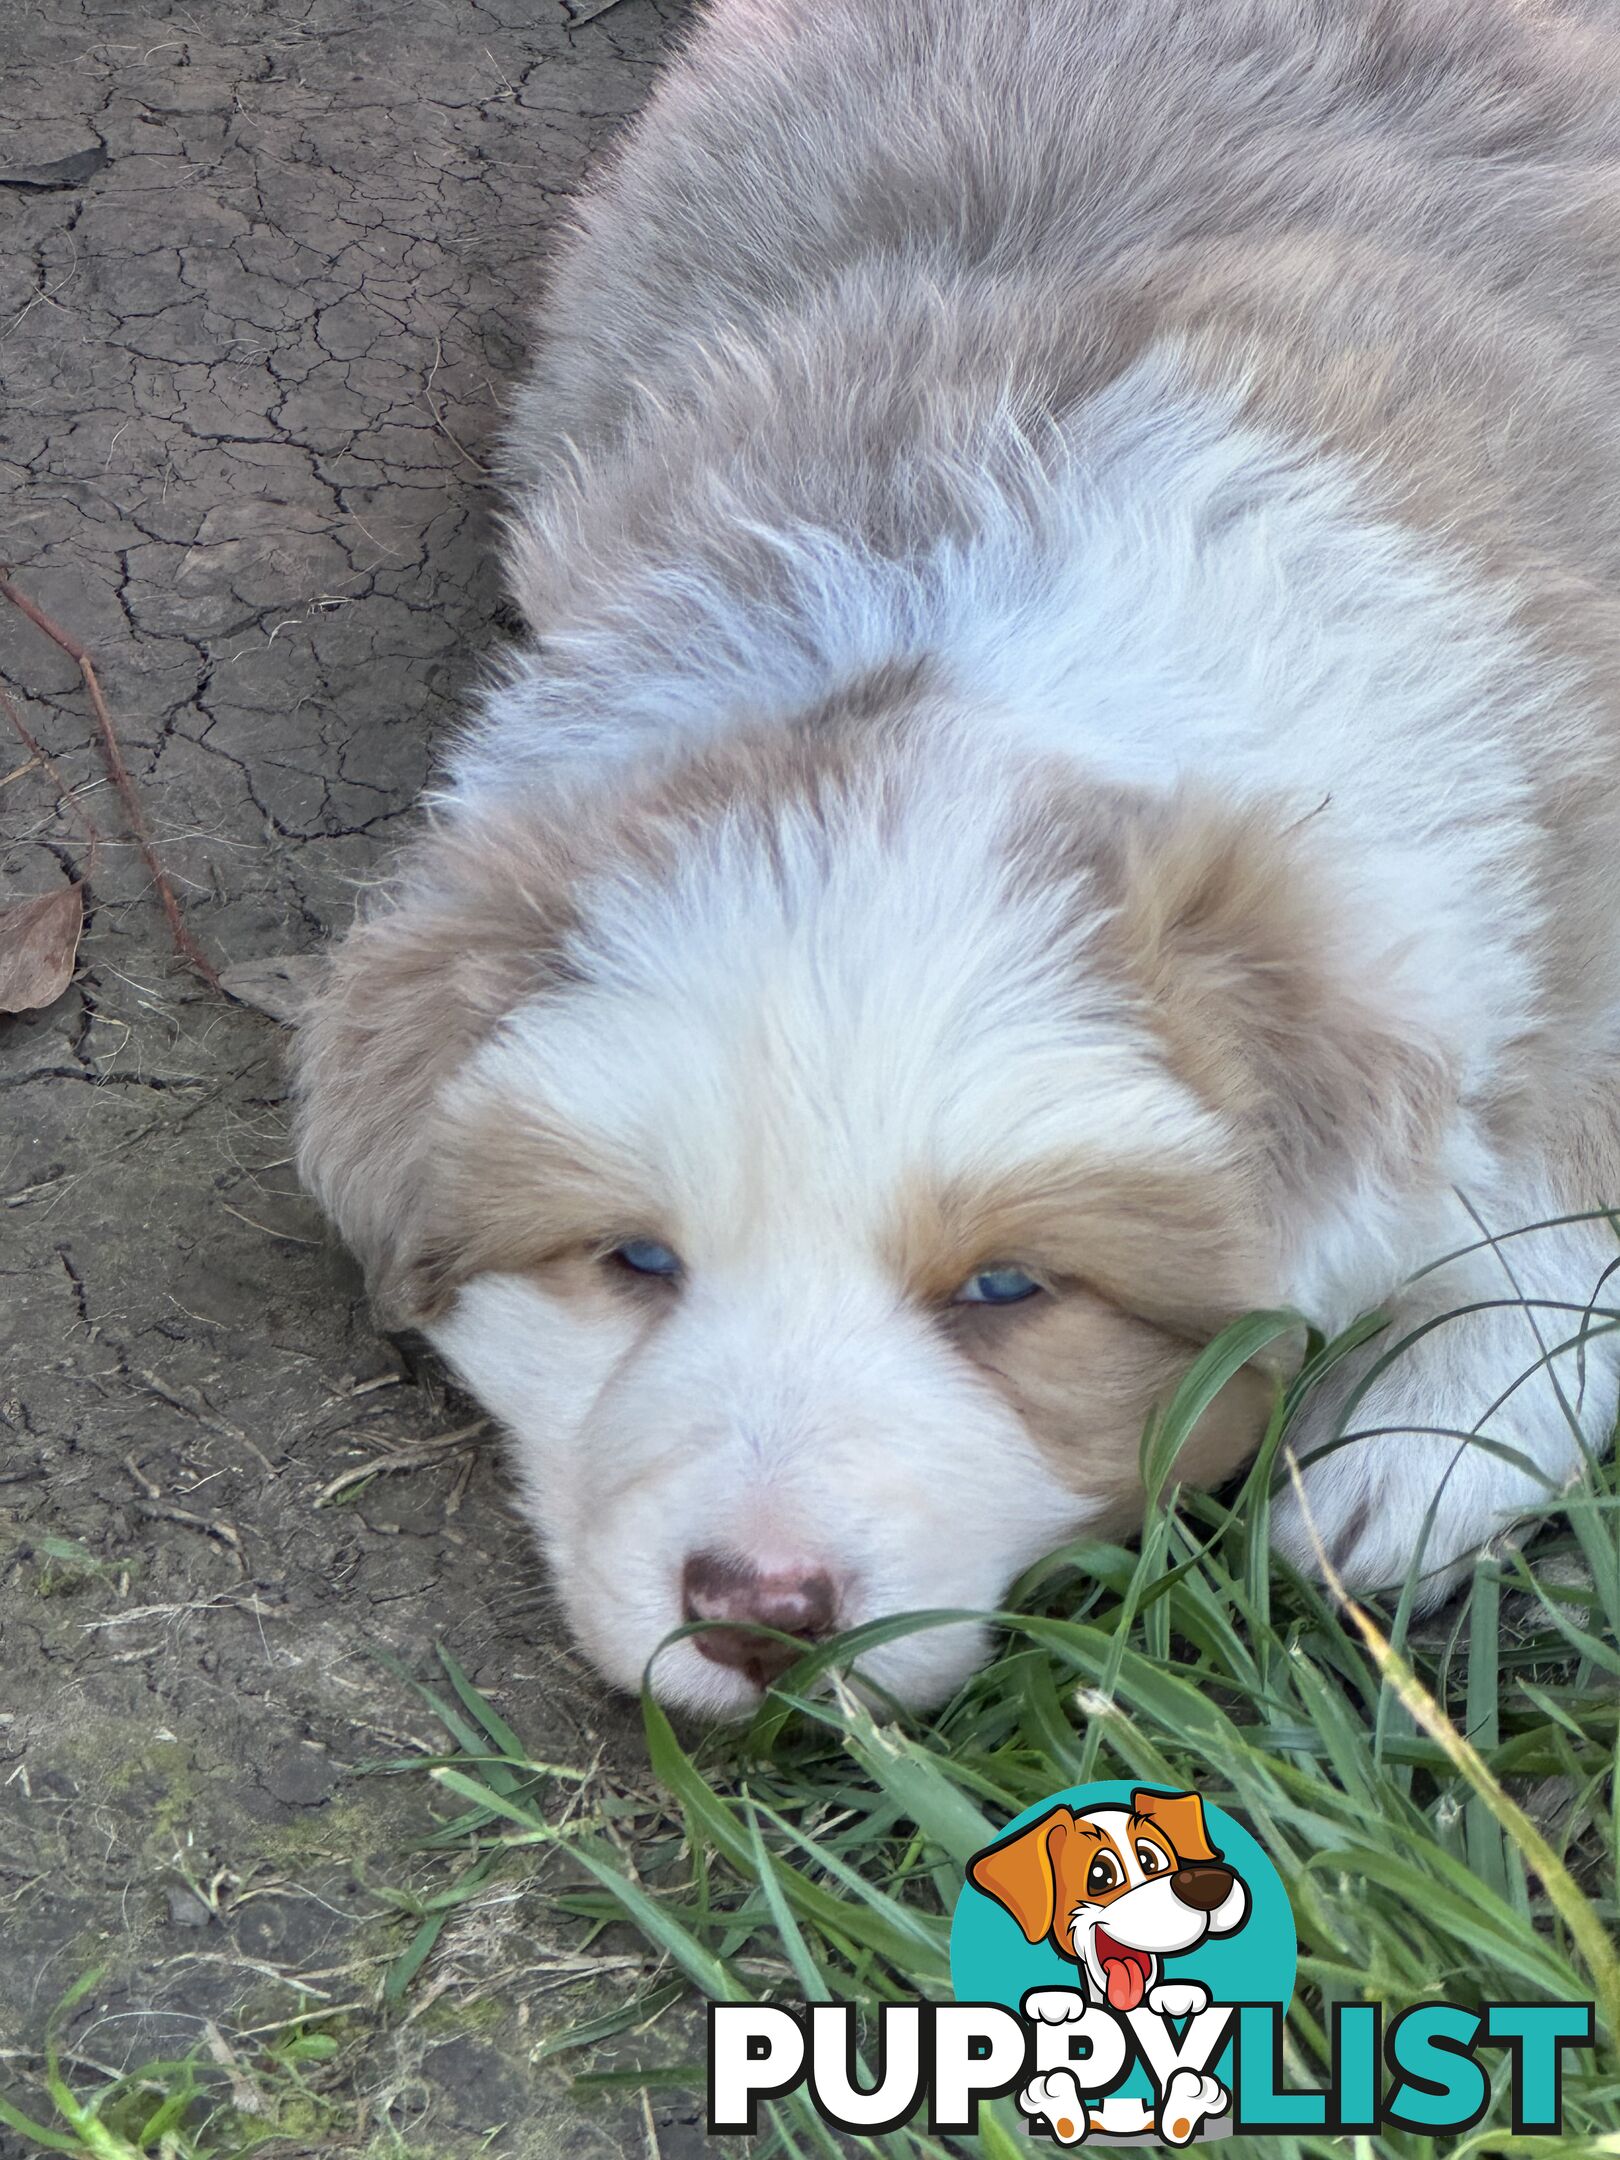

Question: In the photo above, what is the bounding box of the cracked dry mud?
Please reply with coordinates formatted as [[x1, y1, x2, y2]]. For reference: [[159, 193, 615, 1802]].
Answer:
[[1, 4, 700, 2152]]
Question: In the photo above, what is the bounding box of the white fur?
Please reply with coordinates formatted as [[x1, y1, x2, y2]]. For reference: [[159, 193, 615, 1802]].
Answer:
[[1160, 2070, 1228, 2145], [1274, 1177, 1620, 1595], [434, 1269, 1068, 1713], [1018, 2070, 1095, 2144]]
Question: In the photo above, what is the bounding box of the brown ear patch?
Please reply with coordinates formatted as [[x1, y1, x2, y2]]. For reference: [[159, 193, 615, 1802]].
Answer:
[[1101, 788, 1453, 1204], [1130, 1788, 1219, 1866], [967, 1806, 1076, 1945], [1015, 777, 1454, 1220], [293, 804, 590, 1324]]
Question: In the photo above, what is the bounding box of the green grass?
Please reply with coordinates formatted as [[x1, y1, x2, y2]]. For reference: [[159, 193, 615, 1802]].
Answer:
[[11, 1305, 1618, 2157], [0, 1970, 351, 2158]]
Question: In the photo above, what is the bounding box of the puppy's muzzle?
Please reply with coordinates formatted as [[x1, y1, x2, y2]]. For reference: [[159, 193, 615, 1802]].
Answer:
[[1170, 1864, 1236, 1911], [682, 1549, 838, 1687]]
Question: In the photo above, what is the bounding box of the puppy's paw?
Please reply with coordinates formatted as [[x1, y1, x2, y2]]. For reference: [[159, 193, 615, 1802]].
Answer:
[[1270, 1427, 1505, 1604], [1022, 1987, 1089, 2025], [1159, 2069, 1226, 2146], [1270, 1280, 1600, 1609], [1018, 2070, 1090, 2143], [1147, 1980, 1210, 2018]]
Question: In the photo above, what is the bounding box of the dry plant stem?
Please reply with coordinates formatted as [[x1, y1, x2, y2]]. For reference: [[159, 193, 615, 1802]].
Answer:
[[1282, 1449, 1620, 2044], [0, 572, 221, 988], [315, 1419, 491, 1506], [0, 683, 103, 875]]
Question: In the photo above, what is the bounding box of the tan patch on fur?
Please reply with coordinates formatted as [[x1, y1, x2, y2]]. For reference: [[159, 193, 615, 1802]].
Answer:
[[889, 1152, 1266, 1336], [887, 1131, 1274, 1511], [293, 807, 588, 1320], [1011, 777, 1455, 1218], [954, 1286, 1270, 1520], [406, 1106, 671, 1320], [525, 1248, 676, 1335]]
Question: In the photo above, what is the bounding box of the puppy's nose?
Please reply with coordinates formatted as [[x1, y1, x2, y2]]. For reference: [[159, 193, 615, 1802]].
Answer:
[[681, 1550, 837, 1686], [1170, 1865, 1235, 1911]]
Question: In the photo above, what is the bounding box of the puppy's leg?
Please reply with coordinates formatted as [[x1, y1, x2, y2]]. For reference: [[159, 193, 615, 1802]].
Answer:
[[1273, 1177, 1619, 1605]]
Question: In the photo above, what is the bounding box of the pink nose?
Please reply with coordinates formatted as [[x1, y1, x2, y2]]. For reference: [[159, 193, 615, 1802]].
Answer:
[[681, 1550, 838, 1687]]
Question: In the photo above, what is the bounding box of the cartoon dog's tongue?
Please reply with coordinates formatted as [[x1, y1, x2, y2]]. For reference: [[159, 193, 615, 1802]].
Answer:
[[1095, 1933, 1150, 2011]]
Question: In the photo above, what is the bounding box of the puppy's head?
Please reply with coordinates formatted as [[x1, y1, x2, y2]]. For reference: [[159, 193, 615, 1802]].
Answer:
[[296, 698, 1443, 1714], [968, 1788, 1251, 2007]]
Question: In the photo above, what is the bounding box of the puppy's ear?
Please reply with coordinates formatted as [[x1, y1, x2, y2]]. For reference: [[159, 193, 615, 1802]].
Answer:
[[1130, 1788, 1219, 1865], [1097, 788, 1452, 1223], [293, 810, 580, 1326], [968, 1807, 1075, 1943]]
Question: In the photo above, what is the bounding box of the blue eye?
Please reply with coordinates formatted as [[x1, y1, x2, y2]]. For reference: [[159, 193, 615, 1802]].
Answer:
[[955, 1265, 1042, 1306], [612, 1238, 683, 1279]]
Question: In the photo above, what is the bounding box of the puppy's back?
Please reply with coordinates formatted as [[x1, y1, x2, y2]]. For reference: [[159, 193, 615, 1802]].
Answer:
[[513, 0, 1620, 554]]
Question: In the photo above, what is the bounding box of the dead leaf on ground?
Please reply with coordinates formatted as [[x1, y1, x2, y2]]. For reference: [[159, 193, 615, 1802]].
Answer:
[[218, 951, 325, 1024], [0, 882, 85, 1014]]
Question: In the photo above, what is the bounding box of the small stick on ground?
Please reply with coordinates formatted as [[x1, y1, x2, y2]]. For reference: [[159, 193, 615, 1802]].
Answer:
[[444, 1448, 477, 1518], [0, 572, 221, 988], [202, 2022, 268, 2118], [316, 1419, 490, 1507], [132, 1496, 247, 1570], [0, 682, 104, 874], [122, 1451, 162, 1501]]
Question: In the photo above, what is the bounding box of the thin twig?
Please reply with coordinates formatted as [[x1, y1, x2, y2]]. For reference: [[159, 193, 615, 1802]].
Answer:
[[122, 1451, 162, 1501], [0, 572, 220, 988], [315, 1420, 490, 1506], [0, 682, 103, 873], [131, 1497, 247, 1570]]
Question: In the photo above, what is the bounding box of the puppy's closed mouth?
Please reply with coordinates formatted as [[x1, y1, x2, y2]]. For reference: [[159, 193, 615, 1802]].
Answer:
[[1093, 1927, 1154, 2011]]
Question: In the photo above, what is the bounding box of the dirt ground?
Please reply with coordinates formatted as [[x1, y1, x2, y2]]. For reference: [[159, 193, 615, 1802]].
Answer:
[[0, 3, 700, 2151]]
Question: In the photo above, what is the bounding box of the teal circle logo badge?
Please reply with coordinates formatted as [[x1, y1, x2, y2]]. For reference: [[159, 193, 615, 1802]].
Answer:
[[950, 1782, 1296, 2145]]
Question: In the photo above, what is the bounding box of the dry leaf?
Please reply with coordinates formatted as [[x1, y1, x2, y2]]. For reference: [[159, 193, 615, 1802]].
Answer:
[[218, 952, 324, 1024], [0, 883, 84, 1014]]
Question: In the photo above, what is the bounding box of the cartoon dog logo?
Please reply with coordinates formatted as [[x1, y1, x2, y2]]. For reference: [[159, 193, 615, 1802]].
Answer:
[[967, 1787, 1251, 2144]]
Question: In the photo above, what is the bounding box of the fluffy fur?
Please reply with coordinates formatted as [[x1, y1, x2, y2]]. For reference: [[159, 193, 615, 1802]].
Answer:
[[297, 0, 1620, 1714]]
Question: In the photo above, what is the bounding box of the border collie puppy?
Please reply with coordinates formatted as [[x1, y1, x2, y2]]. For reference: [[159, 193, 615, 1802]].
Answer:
[[297, 0, 1620, 1715]]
